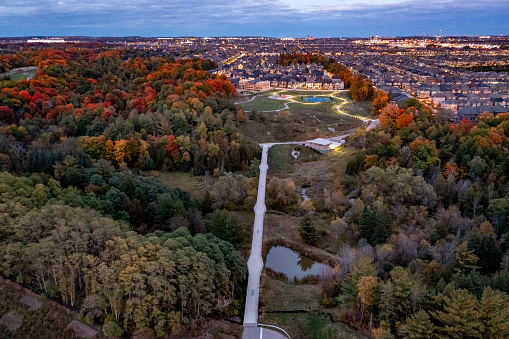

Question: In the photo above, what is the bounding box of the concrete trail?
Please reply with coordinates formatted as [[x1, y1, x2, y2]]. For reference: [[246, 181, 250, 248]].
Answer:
[[244, 144, 282, 338], [243, 144, 269, 326]]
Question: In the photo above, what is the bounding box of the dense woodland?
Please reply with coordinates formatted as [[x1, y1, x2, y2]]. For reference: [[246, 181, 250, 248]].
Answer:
[[323, 98, 509, 338], [0, 47, 257, 337], [278, 52, 375, 101]]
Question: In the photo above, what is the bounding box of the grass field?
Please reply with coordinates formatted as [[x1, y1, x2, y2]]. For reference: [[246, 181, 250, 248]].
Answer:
[[238, 90, 346, 114], [0, 67, 37, 81], [236, 89, 369, 143], [259, 310, 368, 339], [144, 171, 216, 200]]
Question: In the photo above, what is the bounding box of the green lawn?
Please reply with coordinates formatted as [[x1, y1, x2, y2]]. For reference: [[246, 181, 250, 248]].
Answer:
[[1, 67, 37, 81], [267, 144, 322, 174], [239, 93, 288, 112], [238, 90, 347, 114]]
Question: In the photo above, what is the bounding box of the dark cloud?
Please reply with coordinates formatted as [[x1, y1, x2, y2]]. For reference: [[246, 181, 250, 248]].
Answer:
[[0, 0, 507, 36]]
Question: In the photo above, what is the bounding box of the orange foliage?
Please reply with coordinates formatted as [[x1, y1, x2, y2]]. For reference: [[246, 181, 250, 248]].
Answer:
[[396, 111, 414, 128]]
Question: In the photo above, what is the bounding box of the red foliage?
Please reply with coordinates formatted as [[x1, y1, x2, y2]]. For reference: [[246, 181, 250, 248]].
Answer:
[[19, 90, 31, 101], [0, 106, 16, 124], [166, 135, 179, 157], [458, 119, 471, 132], [396, 111, 414, 128]]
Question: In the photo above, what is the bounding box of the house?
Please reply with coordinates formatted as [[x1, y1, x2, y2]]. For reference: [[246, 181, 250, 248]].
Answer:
[[306, 138, 344, 153], [237, 79, 271, 91], [457, 106, 480, 121], [493, 106, 509, 115]]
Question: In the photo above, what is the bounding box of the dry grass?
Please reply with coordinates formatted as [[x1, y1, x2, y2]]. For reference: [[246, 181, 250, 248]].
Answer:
[[258, 312, 369, 339], [259, 273, 323, 312], [145, 170, 216, 200]]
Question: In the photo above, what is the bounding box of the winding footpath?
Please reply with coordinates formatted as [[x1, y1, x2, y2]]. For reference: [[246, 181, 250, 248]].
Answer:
[[234, 89, 373, 122]]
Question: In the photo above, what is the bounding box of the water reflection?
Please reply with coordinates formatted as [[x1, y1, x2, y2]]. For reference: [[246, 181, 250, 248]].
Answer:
[[265, 246, 331, 281], [297, 253, 314, 272]]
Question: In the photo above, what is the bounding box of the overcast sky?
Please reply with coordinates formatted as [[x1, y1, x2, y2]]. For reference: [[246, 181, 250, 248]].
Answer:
[[0, 0, 508, 37]]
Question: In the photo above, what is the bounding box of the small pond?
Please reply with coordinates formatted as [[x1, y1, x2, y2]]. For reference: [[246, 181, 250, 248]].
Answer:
[[264, 246, 331, 281]]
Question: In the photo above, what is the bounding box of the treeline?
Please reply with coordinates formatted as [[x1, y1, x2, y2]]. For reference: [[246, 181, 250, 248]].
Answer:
[[0, 49, 39, 74], [321, 100, 509, 337], [278, 52, 375, 101], [0, 48, 259, 175]]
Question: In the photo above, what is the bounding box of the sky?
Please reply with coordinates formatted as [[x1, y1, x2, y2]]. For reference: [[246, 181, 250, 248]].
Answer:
[[0, 0, 508, 37]]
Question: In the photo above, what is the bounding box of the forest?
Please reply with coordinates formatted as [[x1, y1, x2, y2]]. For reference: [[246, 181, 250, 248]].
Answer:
[[0, 47, 257, 337], [321, 97, 509, 338]]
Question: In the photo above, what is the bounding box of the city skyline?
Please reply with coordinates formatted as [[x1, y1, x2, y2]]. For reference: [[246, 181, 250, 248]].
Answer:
[[1, 0, 508, 38]]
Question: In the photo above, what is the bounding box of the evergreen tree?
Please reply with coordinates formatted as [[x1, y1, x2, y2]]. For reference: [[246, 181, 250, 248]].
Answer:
[[299, 215, 319, 244], [434, 289, 481, 339], [359, 207, 393, 245], [404, 310, 436, 339]]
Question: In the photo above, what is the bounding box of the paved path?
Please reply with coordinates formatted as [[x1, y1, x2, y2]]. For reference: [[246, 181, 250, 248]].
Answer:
[[244, 144, 269, 327]]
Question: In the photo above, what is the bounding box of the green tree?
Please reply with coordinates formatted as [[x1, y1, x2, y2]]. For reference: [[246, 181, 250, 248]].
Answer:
[[434, 289, 481, 339], [339, 256, 377, 319], [206, 209, 246, 249], [359, 207, 392, 245], [299, 215, 319, 244], [404, 310, 436, 339], [479, 287, 509, 338]]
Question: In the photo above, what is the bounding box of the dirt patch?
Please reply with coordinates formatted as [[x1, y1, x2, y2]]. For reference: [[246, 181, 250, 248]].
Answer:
[[66, 320, 98, 339], [19, 295, 43, 311], [0, 311, 23, 331]]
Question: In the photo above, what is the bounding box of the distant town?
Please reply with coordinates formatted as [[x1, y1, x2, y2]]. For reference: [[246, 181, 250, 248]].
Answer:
[[4, 35, 507, 122]]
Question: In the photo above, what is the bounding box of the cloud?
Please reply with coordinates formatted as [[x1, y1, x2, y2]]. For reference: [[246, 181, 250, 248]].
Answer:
[[0, 0, 508, 36]]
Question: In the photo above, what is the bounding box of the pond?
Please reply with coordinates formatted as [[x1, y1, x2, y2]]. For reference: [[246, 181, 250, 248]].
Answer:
[[264, 246, 331, 281]]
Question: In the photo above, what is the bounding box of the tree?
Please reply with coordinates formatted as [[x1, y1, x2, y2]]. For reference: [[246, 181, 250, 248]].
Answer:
[[359, 207, 393, 245], [372, 90, 389, 114], [404, 310, 436, 339], [206, 209, 246, 249], [300, 199, 316, 214], [339, 256, 377, 319], [479, 287, 509, 338], [299, 216, 319, 244], [487, 198, 509, 234], [434, 289, 481, 339], [0, 106, 16, 124], [211, 172, 248, 209], [468, 234, 503, 275], [266, 176, 298, 210], [455, 241, 479, 273], [357, 275, 378, 324]]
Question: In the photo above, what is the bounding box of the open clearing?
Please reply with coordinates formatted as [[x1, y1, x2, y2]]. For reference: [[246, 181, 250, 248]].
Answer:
[[0, 66, 38, 81], [255, 145, 364, 337], [236, 89, 371, 143], [144, 170, 216, 200]]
